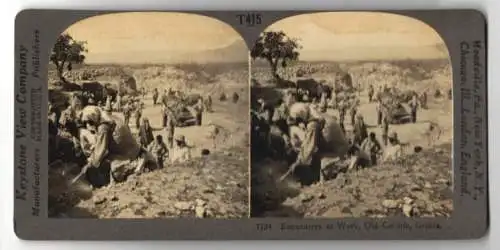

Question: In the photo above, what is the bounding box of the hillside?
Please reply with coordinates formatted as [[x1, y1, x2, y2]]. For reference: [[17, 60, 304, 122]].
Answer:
[[82, 40, 248, 64]]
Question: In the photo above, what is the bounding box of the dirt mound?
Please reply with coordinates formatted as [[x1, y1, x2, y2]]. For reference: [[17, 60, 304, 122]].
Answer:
[[48, 65, 131, 83], [48, 64, 248, 103], [132, 65, 202, 91], [254, 143, 452, 218], [48, 66, 139, 97], [251, 60, 451, 94], [50, 147, 249, 218]]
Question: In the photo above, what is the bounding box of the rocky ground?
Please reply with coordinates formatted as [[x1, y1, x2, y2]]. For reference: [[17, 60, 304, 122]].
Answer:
[[253, 143, 452, 218], [51, 148, 249, 219]]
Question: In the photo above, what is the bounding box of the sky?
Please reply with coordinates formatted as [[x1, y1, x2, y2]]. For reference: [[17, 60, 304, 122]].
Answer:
[[62, 12, 450, 63], [264, 12, 450, 61], [63, 12, 245, 63]]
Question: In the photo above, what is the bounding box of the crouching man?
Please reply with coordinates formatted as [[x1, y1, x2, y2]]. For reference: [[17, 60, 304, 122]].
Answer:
[[77, 105, 157, 187], [279, 102, 349, 185]]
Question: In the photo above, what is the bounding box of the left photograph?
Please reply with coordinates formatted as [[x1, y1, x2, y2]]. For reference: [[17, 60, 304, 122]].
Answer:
[[47, 12, 250, 219]]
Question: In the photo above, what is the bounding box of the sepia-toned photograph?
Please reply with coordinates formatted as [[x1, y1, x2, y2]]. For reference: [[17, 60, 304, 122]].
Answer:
[[250, 12, 453, 218], [47, 12, 250, 219]]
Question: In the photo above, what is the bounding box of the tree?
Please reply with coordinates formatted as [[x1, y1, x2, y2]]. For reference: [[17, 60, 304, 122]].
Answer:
[[250, 31, 301, 82], [50, 33, 87, 83]]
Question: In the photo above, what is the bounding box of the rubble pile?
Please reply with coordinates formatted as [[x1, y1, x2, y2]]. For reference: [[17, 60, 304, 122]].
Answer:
[[256, 143, 452, 218], [49, 63, 249, 96], [251, 60, 451, 95], [47, 66, 131, 82], [50, 147, 249, 219]]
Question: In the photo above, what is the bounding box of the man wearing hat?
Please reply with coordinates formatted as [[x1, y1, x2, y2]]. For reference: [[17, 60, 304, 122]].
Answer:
[[195, 97, 204, 126], [103, 101, 113, 116], [122, 102, 131, 128], [87, 97, 96, 106], [368, 84, 374, 103], [382, 132, 402, 162], [409, 93, 419, 123], [71, 92, 83, 112], [319, 92, 328, 113], [284, 89, 296, 108], [164, 108, 176, 149], [257, 98, 273, 123], [152, 88, 159, 105], [337, 98, 347, 134], [138, 117, 154, 148], [376, 99, 384, 126], [353, 114, 368, 146], [349, 98, 358, 126], [133, 102, 143, 129], [75, 105, 156, 186], [170, 134, 192, 163]]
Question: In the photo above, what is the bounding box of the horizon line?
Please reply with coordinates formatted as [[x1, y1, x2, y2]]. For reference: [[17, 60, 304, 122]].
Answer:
[[48, 57, 448, 67]]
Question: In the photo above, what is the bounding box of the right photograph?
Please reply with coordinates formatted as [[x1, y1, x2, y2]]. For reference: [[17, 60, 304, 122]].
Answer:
[[250, 12, 453, 218]]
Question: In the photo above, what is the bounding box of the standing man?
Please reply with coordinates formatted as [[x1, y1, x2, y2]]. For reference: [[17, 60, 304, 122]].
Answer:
[[195, 97, 204, 126], [338, 99, 346, 135], [232, 92, 239, 103], [205, 95, 213, 112], [71, 93, 83, 113], [105, 94, 112, 112], [134, 102, 143, 129], [165, 109, 176, 148], [381, 106, 390, 146], [160, 89, 168, 106], [420, 91, 428, 109], [284, 89, 296, 108], [368, 84, 374, 103], [376, 99, 384, 126], [152, 88, 159, 105], [409, 94, 419, 123], [138, 117, 154, 148], [360, 132, 382, 166], [349, 99, 358, 126], [353, 114, 368, 146], [329, 90, 337, 109], [319, 92, 328, 113], [122, 102, 131, 127], [116, 93, 123, 112], [257, 98, 274, 123]]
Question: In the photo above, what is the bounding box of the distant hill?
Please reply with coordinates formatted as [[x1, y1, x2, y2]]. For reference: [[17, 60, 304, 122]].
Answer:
[[85, 40, 249, 64], [175, 40, 249, 64], [298, 44, 449, 62]]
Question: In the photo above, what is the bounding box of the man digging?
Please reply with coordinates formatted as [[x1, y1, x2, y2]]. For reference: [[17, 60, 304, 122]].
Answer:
[[72, 106, 157, 187]]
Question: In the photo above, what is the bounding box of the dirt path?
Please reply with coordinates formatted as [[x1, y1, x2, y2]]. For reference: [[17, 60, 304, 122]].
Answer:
[[326, 92, 453, 147], [127, 84, 249, 154]]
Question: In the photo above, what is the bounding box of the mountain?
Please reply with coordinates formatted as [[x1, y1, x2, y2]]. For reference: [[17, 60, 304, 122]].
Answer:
[[293, 44, 450, 62], [85, 40, 249, 64], [173, 40, 249, 63]]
